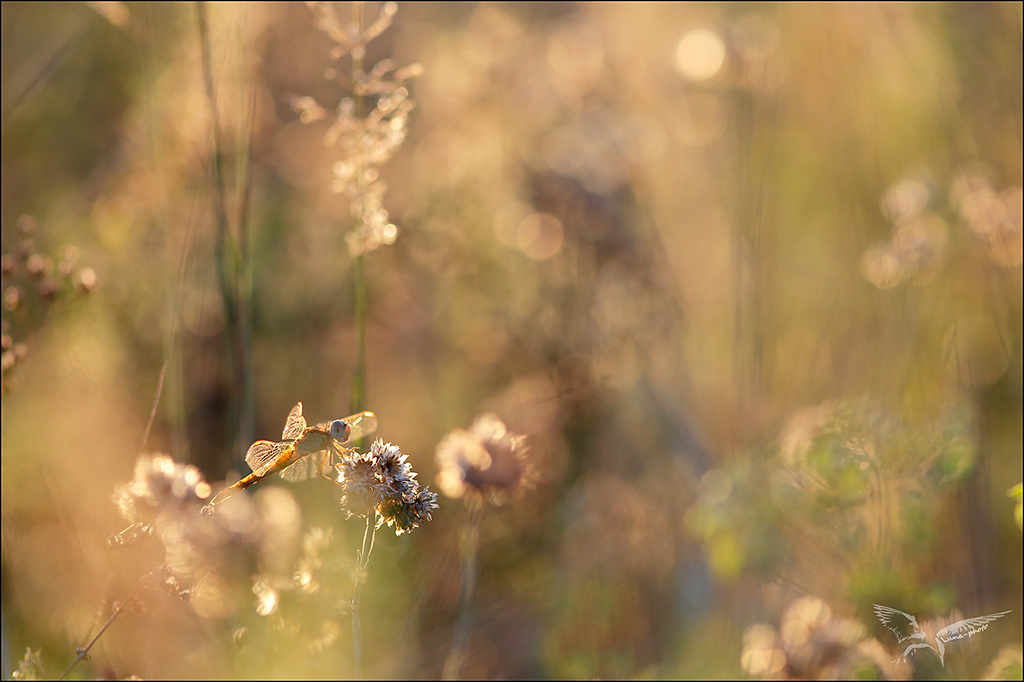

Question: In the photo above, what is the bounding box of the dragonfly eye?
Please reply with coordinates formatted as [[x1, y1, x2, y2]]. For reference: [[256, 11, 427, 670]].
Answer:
[[331, 419, 351, 442]]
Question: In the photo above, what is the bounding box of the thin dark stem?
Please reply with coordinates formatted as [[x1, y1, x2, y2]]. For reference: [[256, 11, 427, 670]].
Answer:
[[443, 503, 484, 680], [60, 574, 150, 680], [0, 16, 89, 129]]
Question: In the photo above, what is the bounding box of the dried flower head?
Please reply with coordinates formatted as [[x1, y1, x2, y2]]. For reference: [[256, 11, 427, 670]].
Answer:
[[12, 647, 44, 681], [114, 454, 213, 524], [435, 414, 533, 505], [335, 438, 438, 535], [296, 1, 421, 257], [111, 454, 257, 604]]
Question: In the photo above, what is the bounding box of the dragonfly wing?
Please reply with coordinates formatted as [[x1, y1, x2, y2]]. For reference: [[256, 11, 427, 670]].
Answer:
[[280, 457, 311, 482], [282, 402, 307, 440], [309, 451, 330, 478], [280, 450, 332, 481], [245, 440, 290, 477], [346, 411, 378, 443], [312, 412, 378, 444]]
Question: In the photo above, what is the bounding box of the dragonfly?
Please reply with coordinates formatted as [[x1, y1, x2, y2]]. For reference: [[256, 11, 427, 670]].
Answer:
[[207, 402, 377, 508]]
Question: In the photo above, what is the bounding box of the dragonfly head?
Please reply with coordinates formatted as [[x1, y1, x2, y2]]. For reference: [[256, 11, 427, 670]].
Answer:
[[330, 419, 352, 442]]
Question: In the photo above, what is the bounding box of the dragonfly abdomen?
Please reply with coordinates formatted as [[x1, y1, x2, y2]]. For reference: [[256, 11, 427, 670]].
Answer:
[[208, 469, 271, 506]]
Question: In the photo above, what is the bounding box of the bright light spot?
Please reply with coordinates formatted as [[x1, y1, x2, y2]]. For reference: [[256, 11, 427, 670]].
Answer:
[[675, 29, 727, 82], [860, 243, 902, 289], [194, 481, 212, 500], [882, 178, 930, 221], [254, 580, 279, 617], [741, 625, 786, 675], [698, 469, 733, 505], [517, 213, 564, 261], [891, 211, 948, 271], [436, 467, 467, 499]]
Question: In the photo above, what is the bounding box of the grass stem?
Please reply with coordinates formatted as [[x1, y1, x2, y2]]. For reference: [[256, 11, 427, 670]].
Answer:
[[60, 574, 150, 680], [351, 513, 377, 679], [443, 503, 484, 680]]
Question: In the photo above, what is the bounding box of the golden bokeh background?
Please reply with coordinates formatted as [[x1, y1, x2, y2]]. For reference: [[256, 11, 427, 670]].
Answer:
[[2, 2, 1021, 679]]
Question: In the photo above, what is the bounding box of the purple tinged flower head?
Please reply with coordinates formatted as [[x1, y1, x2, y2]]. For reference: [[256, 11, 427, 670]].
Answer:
[[435, 414, 533, 506], [336, 438, 438, 535]]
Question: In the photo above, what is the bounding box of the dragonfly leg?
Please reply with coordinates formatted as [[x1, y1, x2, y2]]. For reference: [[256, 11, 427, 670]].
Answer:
[[316, 452, 333, 481]]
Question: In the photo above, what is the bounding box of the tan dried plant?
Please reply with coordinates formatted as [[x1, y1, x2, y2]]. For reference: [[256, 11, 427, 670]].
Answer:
[[291, 1, 422, 257]]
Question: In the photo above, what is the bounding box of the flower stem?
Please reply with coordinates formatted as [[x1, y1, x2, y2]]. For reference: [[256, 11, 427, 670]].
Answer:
[[351, 513, 377, 679], [443, 503, 484, 680], [350, 252, 367, 414], [348, 0, 367, 416]]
